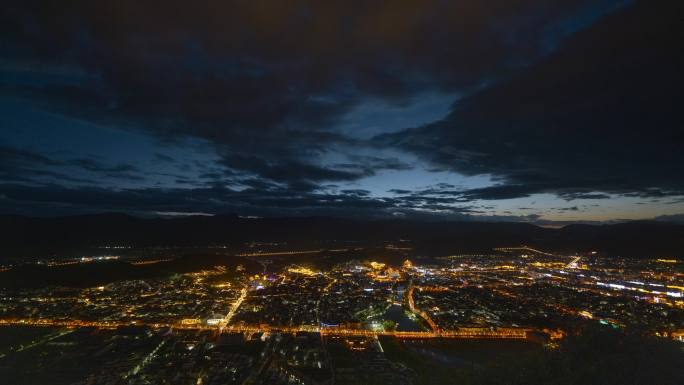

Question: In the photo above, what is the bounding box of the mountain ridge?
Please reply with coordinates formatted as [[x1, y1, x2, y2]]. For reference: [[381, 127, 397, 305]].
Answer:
[[1, 213, 682, 258]]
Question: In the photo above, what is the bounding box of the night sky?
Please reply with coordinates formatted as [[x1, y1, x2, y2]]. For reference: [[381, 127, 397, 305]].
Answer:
[[1, 0, 682, 224]]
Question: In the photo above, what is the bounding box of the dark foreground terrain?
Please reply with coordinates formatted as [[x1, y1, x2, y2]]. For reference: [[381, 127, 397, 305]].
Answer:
[[2, 214, 684, 258], [1, 325, 682, 385]]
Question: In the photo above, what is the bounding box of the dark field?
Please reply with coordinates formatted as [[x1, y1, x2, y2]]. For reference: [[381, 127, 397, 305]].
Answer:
[[379, 336, 541, 384]]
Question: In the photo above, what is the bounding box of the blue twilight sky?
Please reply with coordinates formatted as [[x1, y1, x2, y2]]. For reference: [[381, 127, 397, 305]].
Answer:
[[1, 0, 683, 224]]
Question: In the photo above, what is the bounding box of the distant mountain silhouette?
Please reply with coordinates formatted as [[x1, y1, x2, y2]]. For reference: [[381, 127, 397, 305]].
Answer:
[[1, 213, 683, 258]]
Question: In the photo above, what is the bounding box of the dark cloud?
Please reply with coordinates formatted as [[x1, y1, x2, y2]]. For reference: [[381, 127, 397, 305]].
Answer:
[[219, 154, 368, 186], [340, 190, 372, 197], [0, 146, 142, 183], [3, 0, 679, 222], [458, 185, 538, 201], [69, 158, 137, 173], [388, 189, 413, 195], [0, 146, 59, 166], [1, 0, 631, 186], [559, 192, 611, 201], [387, 183, 539, 204], [338, 155, 413, 172], [0, 182, 476, 220], [154, 153, 175, 163], [380, 0, 684, 201]]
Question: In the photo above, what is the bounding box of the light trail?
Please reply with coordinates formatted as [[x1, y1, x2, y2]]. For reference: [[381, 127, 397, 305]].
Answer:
[[0, 319, 550, 341], [130, 258, 174, 266], [0, 328, 74, 358], [223, 287, 247, 325], [124, 339, 167, 379], [407, 282, 440, 332], [566, 256, 582, 269], [494, 246, 558, 257], [315, 276, 336, 326], [237, 250, 322, 257]]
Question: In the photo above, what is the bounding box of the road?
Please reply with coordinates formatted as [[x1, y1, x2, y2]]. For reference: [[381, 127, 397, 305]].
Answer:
[[0, 318, 546, 340], [407, 282, 440, 332], [222, 287, 248, 325]]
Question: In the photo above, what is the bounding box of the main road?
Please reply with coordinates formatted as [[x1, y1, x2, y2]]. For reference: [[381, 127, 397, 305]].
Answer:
[[0, 318, 554, 340]]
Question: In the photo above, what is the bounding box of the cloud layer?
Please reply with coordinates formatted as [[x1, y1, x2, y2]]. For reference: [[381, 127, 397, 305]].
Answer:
[[380, 0, 683, 201], [1, 0, 683, 221]]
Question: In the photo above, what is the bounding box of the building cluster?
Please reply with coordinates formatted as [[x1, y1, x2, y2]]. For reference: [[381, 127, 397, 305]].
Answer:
[[0, 268, 242, 326], [1, 249, 683, 384]]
